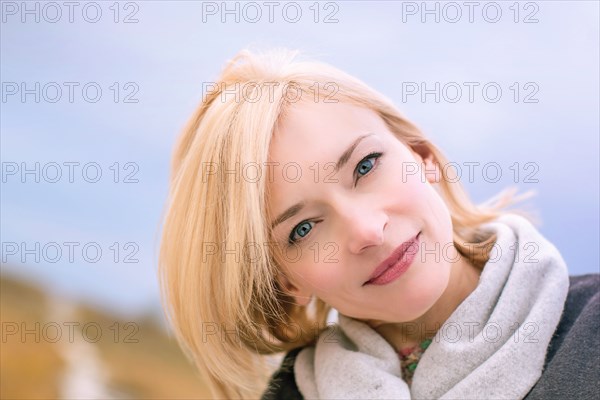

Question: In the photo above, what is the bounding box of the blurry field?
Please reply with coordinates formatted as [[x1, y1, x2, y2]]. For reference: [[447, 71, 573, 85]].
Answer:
[[0, 274, 213, 399]]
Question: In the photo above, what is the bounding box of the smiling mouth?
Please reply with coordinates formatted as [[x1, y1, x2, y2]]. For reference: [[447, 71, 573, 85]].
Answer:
[[363, 232, 421, 286]]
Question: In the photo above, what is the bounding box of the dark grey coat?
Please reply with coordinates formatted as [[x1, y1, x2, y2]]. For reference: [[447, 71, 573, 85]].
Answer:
[[261, 274, 600, 400]]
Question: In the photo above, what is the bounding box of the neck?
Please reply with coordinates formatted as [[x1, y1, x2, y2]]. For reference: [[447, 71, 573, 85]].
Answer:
[[365, 252, 482, 353]]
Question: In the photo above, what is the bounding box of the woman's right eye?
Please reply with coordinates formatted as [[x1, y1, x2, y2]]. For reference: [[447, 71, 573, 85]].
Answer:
[[288, 221, 315, 245]]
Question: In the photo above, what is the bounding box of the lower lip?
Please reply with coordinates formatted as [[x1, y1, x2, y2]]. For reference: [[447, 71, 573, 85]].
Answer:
[[366, 233, 420, 286]]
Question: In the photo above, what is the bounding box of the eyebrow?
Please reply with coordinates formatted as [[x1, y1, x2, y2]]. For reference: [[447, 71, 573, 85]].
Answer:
[[270, 133, 375, 230]]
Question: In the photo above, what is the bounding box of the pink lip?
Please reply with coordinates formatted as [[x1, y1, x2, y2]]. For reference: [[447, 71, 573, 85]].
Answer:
[[364, 232, 421, 286]]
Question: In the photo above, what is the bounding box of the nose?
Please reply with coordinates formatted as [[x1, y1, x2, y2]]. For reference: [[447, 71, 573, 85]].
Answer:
[[338, 204, 387, 254]]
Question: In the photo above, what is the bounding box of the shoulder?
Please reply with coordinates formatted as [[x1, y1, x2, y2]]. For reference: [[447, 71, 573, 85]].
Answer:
[[549, 273, 599, 355], [260, 347, 305, 400], [525, 273, 600, 399]]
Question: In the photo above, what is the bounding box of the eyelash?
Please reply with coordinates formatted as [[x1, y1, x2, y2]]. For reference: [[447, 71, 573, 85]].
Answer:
[[287, 152, 384, 245]]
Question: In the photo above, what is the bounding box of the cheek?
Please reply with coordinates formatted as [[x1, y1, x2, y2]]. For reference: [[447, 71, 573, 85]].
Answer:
[[385, 160, 453, 236], [288, 260, 343, 293], [383, 165, 429, 209]]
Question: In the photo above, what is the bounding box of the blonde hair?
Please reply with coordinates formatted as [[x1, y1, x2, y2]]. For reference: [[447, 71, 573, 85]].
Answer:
[[158, 47, 537, 399]]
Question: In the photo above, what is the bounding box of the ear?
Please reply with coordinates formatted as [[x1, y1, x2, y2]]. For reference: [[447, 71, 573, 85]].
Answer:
[[421, 152, 441, 184], [410, 145, 441, 184], [276, 271, 313, 307]]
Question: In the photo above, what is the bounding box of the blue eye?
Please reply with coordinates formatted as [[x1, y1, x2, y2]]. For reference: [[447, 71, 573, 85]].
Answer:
[[354, 152, 382, 183], [288, 221, 314, 245], [356, 158, 374, 175]]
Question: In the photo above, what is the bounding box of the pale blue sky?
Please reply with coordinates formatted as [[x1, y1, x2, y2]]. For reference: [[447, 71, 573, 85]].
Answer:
[[1, 0, 598, 317]]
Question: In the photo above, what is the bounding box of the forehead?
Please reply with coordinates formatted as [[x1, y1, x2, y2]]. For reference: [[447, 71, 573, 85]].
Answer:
[[269, 101, 387, 163]]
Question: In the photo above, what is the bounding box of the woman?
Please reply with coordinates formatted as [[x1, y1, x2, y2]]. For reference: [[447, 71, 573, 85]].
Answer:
[[158, 48, 599, 399]]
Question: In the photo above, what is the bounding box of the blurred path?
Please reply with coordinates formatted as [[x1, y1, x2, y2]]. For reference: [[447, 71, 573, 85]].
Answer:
[[46, 297, 121, 400]]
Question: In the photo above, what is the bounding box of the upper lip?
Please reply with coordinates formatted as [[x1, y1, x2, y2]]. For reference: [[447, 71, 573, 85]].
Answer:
[[364, 232, 419, 285]]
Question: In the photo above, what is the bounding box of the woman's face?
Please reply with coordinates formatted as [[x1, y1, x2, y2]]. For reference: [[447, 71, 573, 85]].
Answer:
[[267, 100, 455, 324]]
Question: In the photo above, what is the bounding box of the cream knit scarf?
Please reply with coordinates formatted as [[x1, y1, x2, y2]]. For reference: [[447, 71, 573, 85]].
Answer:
[[294, 214, 570, 399]]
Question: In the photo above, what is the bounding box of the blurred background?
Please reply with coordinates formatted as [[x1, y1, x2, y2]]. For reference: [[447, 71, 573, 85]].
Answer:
[[1, 0, 598, 398]]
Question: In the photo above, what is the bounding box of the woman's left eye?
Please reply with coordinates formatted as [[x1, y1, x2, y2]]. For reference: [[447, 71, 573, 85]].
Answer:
[[354, 152, 383, 183]]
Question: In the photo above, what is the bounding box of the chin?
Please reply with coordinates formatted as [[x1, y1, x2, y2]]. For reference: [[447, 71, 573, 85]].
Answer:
[[410, 268, 450, 312]]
